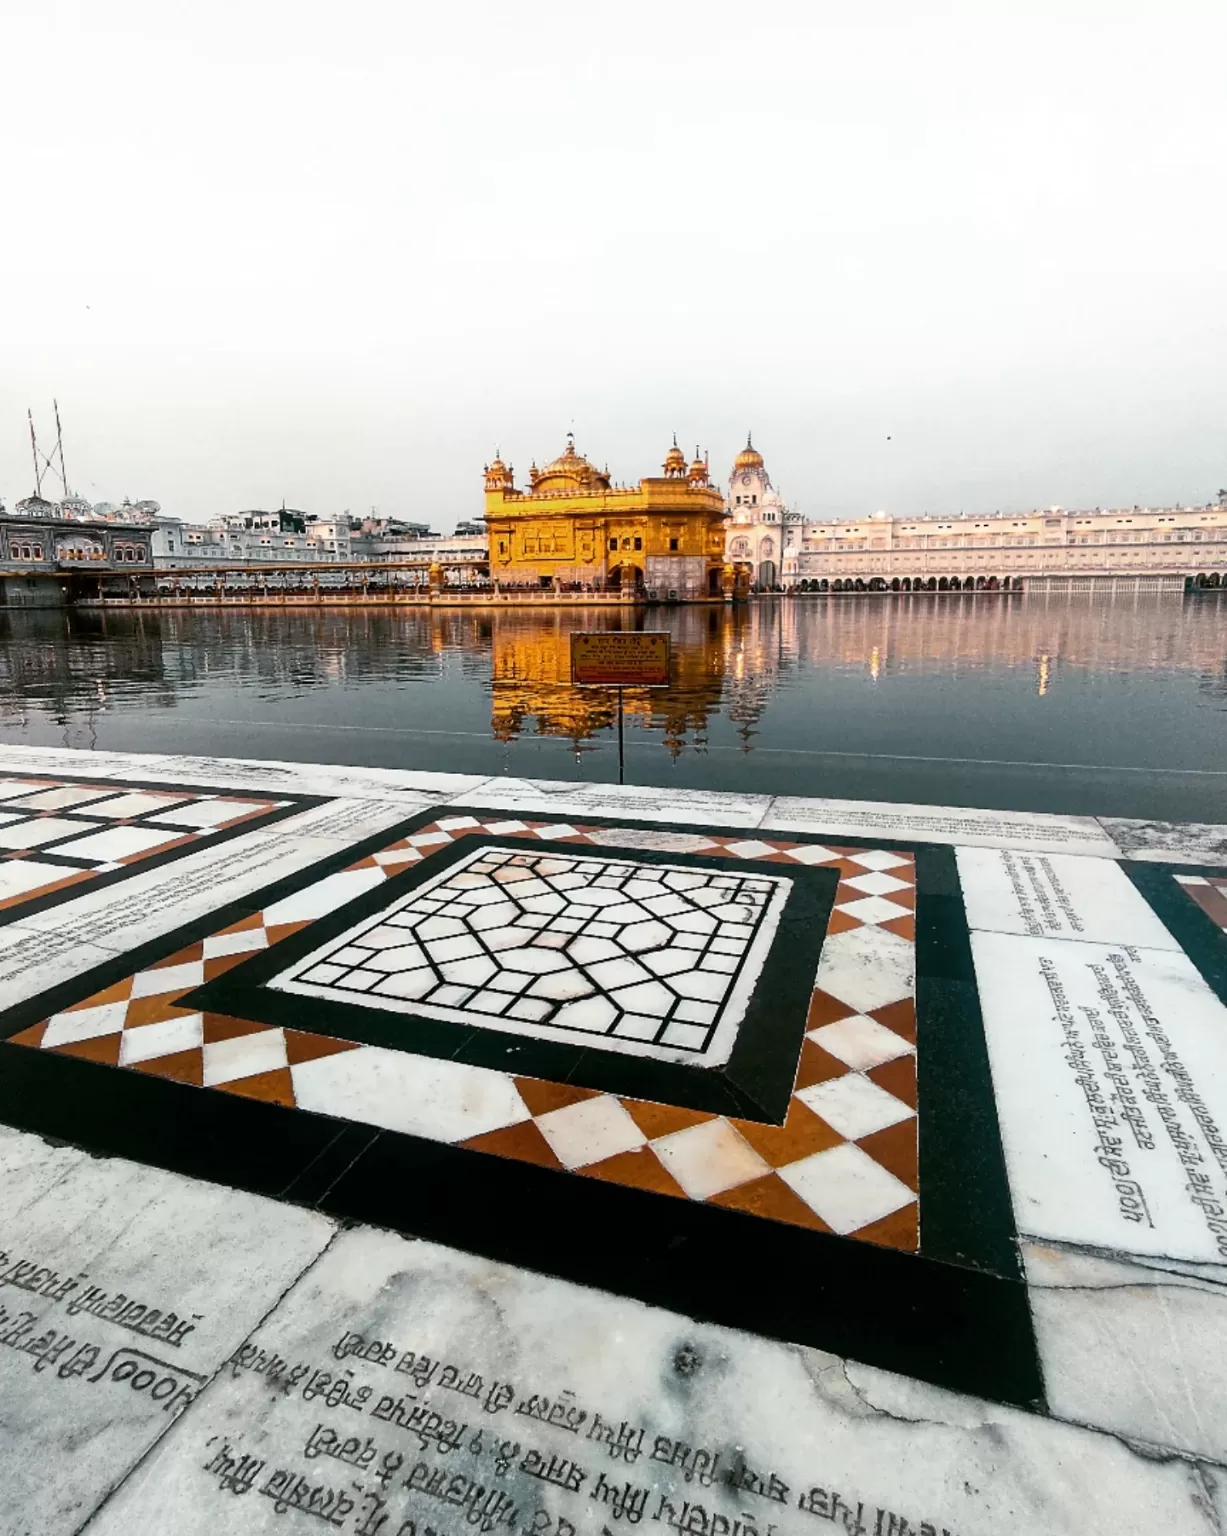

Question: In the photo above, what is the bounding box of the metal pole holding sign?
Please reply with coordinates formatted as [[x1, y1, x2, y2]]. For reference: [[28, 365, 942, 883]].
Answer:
[[570, 631, 672, 787]]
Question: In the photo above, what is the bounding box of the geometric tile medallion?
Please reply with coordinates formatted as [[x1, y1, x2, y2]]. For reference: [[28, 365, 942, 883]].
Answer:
[[7, 813, 923, 1253], [272, 845, 791, 1065], [0, 771, 310, 922]]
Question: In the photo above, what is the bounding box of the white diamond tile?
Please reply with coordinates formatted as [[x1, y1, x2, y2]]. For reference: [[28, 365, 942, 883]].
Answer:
[[779, 1143, 915, 1233], [202, 928, 269, 960], [202, 1028, 288, 1087], [130, 961, 206, 998], [722, 840, 776, 860], [119, 1013, 205, 1065], [845, 851, 913, 873], [651, 1119, 769, 1199], [841, 870, 913, 897], [810, 1014, 914, 1071], [834, 894, 912, 925], [43, 1002, 129, 1048], [784, 845, 839, 865], [797, 1073, 914, 1140], [534, 1097, 646, 1169], [816, 926, 914, 1013]]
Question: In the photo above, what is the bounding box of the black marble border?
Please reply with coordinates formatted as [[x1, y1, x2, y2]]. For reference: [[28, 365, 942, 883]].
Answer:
[[183, 836, 840, 1124], [0, 804, 1042, 1412], [1124, 861, 1227, 1007], [0, 767, 324, 927]]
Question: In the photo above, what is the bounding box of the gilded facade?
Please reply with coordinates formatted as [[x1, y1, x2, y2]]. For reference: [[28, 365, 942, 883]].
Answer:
[[483, 435, 729, 599]]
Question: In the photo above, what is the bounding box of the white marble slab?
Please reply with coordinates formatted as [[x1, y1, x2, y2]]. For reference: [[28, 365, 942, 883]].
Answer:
[[973, 930, 1227, 1265], [5, 830, 363, 961], [763, 796, 1123, 856], [105, 750, 486, 801], [0, 1125, 334, 1536], [456, 775, 772, 828], [1025, 1238, 1227, 1463], [956, 847, 1181, 949], [87, 1225, 1226, 1536], [0, 924, 122, 1010], [1100, 818, 1227, 866]]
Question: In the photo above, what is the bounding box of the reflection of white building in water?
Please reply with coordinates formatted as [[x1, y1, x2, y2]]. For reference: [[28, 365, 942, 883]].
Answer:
[[724, 437, 803, 589]]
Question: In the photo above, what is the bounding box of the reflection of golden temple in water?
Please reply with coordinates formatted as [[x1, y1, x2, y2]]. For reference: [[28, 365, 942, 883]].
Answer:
[[484, 591, 1227, 752], [489, 612, 733, 755]]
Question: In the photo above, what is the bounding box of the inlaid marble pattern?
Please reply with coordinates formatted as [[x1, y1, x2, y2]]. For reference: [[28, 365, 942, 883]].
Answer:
[[10, 815, 919, 1249], [274, 846, 789, 1064], [0, 773, 294, 917], [1176, 873, 1227, 934]]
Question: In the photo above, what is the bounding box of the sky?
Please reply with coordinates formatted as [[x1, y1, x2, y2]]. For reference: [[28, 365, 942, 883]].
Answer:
[[2, 0, 1224, 527]]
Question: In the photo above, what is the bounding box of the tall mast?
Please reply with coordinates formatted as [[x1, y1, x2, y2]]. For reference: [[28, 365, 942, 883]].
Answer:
[[53, 399, 68, 496], [28, 410, 42, 496]]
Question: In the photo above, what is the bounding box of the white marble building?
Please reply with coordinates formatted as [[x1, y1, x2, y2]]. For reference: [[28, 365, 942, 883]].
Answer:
[[724, 436, 803, 588]]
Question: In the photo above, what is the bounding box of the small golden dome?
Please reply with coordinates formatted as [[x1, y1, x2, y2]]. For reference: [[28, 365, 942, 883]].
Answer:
[[688, 445, 707, 480], [534, 434, 610, 492], [663, 435, 687, 477], [734, 433, 764, 472]]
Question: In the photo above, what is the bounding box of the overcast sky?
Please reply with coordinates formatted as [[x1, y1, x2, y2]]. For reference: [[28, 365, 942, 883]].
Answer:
[[2, 0, 1224, 526]]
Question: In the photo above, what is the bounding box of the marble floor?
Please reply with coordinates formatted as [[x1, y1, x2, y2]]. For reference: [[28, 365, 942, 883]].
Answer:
[[0, 744, 1224, 1535]]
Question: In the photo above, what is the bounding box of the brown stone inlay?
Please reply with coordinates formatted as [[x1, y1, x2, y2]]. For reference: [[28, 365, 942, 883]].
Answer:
[[857, 1118, 918, 1192], [794, 1038, 849, 1091], [582, 1147, 688, 1200], [869, 997, 916, 1046], [513, 1078, 601, 1118], [123, 992, 197, 1029], [620, 1100, 713, 1141], [52, 1034, 122, 1066], [218, 1067, 297, 1107], [130, 1048, 205, 1087], [866, 1052, 917, 1109], [854, 1200, 919, 1253], [806, 988, 856, 1031], [202, 1013, 272, 1045], [709, 1172, 834, 1233], [459, 1119, 565, 1170], [284, 1029, 364, 1067], [66, 977, 134, 1011], [733, 1098, 843, 1168]]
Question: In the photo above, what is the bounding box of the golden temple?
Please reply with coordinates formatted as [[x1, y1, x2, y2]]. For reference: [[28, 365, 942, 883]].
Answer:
[[482, 434, 731, 599]]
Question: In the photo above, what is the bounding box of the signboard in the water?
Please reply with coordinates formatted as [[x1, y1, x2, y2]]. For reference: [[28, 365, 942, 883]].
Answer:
[[570, 631, 671, 687]]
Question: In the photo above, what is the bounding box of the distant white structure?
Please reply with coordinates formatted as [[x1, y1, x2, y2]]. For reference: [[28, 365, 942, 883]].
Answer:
[[724, 436, 803, 588]]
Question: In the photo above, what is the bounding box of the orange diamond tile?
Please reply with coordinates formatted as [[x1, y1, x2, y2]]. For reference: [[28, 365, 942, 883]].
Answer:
[[621, 1100, 714, 1141], [867, 1052, 917, 1109], [265, 922, 310, 945], [148, 941, 204, 969], [857, 1117, 918, 1192], [459, 1119, 565, 1170], [709, 1172, 834, 1233], [881, 913, 916, 941], [9, 1022, 47, 1047], [65, 977, 134, 1011], [853, 1200, 919, 1253], [218, 1068, 297, 1107], [202, 1013, 272, 1045], [130, 1048, 205, 1087], [284, 1029, 364, 1067], [202, 952, 252, 981], [513, 1078, 602, 1118], [825, 908, 865, 935], [216, 912, 266, 936], [52, 1034, 122, 1066], [870, 997, 916, 1045], [795, 1038, 850, 1091], [583, 1147, 688, 1200], [124, 992, 197, 1029], [806, 987, 857, 1030], [732, 1099, 843, 1168]]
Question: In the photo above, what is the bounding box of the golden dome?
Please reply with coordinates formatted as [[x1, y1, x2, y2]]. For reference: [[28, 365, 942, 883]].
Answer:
[[533, 434, 610, 493], [663, 434, 687, 477], [688, 445, 707, 480], [734, 433, 764, 472]]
